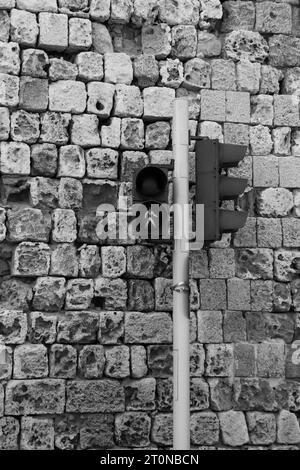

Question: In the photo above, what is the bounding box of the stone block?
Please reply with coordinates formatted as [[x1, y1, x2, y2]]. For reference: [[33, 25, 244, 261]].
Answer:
[[251, 94, 273, 126], [0, 418, 19, 450], [279, 157, 300, 188], [7, 207, 51, 242], [197, 311, 223, 343], [171, 25, 197, 60], [133, 54, 159, 88], [94, 277, 127, 310], [101, 117, 121, 149], [247, 412, 276, 445], [104, 52, 133, 85], [274, 95, 300, 127], [76, 52, 103, 82], [49, 80, 86, 114], [226, 91, 250, 123], [277, 410, 300, 444], [234, 343, 256, 377], [154, 277, 172, 311], [65, 278, 94, 310], [99, 311, 124, 345], [0, 106, 9, 140], [71, 114, 101, 147], [235, 248, 273, 280], [58, 145, 85, 178], [120, 150, 148, 180], [78, 245, 101, 278], [52, 209, 77, 243], [219, 410, 249, 447], [283, 67, 300, 96], [49, 58, 78, 81], [114, 84, 143, 118], [101, 246, 126, 278], [227, 278, 251, 311], [260, 65, 283, 95], [125, 312, 172, 344], [0, 345, 12, 380], [257, 188, 293, 217], [69, 18, 92, 52], [206, 344, 234, 377], [49, 344, 77, 378], [273, 282, 292, 313], [209, 377, 235, 412], [145, 121, 170, 149], [0, 309, 27, 344], [57, 311, 99, 344], [0, 11, 10, 42], [11, 110, 40, 144], [128, 280, 155, 312], [223, 30, 269, 63], [110, 0, 133, 23], [223, 311, 247, 343], [151, 413, 172, 445], [90, 0, 110, 22], [29, 311, 57, 344], [86, 148, 118, 179], [10, 8, 38, 46], [40, 112, 71, 145], [273, 127, 291, 156], [66, 380, 125, 413], [115, 412, 151, 448], [200, 279, 227, 310], [78, 345, 105, 379], [269, 34, 300, 67], [14, 344, 48, 379], [12, 242, 50, 277], [142, 24, 171, 59], [236, 60, 261, 94], [200, 89, 225, 122], [21, 417, 54, 450], [143, 87, 175, 120], [274, 249, 299, 282], [197, 31, 221, 58], [58, 178, 83, 210], [19, 77, 48, 112], [31, 144, 58, 177], [224, 122, 249, 146], [0, 73, 19, 107], [209, 248, 235, 278], [183, 58, 211, 90], [221, 1, 255, 32], [105, 345, 130, 379], [130, 345, 147, 378], [191, 412, 219, 446], [148, 344, 172, 377], [250, 280, 273, 311], [120, 118, 144, 149], [29, 177, 59, 209], [127, 246, 155, 279], [92, 23, 113, 55], [159, 58, 184, 89], [282, 218, 300, 247], [0, 42, 20, 75], [211, 59, 236, 91], [33, 276, 66, 312], [87, 81, 114, 118], [39, 12, 68, 51], [250, 125, 273, 155], [21, 49, 49, 78], [5, 379, 65, 415], [253, 155, 278, 187], [256, 2, 292, 34], [257, 342, 285, 378]]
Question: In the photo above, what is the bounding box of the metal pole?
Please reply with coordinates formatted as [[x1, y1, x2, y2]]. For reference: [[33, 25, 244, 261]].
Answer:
[[172, 98, 190, 450]]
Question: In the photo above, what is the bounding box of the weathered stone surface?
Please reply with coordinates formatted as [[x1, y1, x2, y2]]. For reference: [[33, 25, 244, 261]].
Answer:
[[5, 379, 65, 415], [76, 52, 103, 82], [200, 279, 227, 310], [209, 377, 235, 411], [21, 417, 54, 450], [49, 81, 87, 114], [95, 277, 127, 310], [79, 345, 105, 379], [66, 380, 125, 413], [115, 412, 151, 447], [120, 118, 144, 149], [145, 121, 170, 150], [274, 250, 300, 282], [257, 342, 285, 378], [0, 42, 20, 75], [58, 178, 83, 210], [52, 209, 77, 243], [269, 34, 300, 67], [99, 311, 124, 344], [30, 177, 59, 210], [0, 73, 19, 107], [130, 345, 147, 378], [104, 52, 133, 85], [277, 410, 300, 444], [0, 417, 19, 450], [197, 31, 222, 58], [0, 141, 30, 175], [256, 2, 292, 34], [0, 11, 10, 42], [247, 412, 276, 445], [49, 58, 78, 82], [17, 0, 57, 12], [183, 58, 211, 91], [128, 280, 155, 312], [171, 25, 197, 60], [143, 87, 175, 120], [65, 279, 94, 310], [78, 245, 101, 278], [125, 312, 172, 344], [221, 1, 255, 32], [257, 188, 294, 217], [151, 413, 172, 445], [40, 112, 71, 145], [142, 24, 171, 59], [235, 249, 273, 280], [20, 77, 49, 112], [219, 410, 249, 447], [49, 344, 77, 378], [7, 208, 51, 242], [11, 8, 38, 47], [223, 30, 269, 63], [87, 82, 114, 118], [92, 23, 113, 55], [198, 311, 223, 343], [71, 114, 101, 147], [105, 345, 130, 378], [0, 309, 27, 345], [12, 242, 50, 277], [33, 277, 66, 312], [206, 344, 234, 377], [11, 110, 40, 144], [69, 18, 92, 52], [191, 412, 219, 446], [29, 312, 57, 344], [21, 49, 49, 78], [39, 12, 68, 51], [31, 144, 58, 177], [0, 106, 9, 140], [226, 91, 250, 123], [14, 344, 48, 379], [0, 345, 12, 380], [57, 311, 99, 343]]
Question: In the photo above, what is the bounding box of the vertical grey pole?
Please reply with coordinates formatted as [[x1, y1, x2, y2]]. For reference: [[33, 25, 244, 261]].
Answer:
[[172, 98, 190, 450]]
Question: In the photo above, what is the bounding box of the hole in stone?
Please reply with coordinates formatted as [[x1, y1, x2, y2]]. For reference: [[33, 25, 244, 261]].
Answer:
[[96, 101, 105, 111]]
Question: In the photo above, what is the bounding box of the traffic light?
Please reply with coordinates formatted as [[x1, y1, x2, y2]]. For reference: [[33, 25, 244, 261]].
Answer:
[[195, 139, 248, 242], [133, 165, 169, 206]]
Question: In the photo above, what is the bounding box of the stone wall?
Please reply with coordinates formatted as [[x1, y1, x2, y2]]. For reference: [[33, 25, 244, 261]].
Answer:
[[0, 0, 300, 450]]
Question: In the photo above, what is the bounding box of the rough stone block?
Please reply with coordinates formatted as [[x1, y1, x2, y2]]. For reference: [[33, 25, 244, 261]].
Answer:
[[0, 345, 12, 380], [49, 344, 77, 378], [282, 218, 300, 247], [58, 145, 85, 178], [251, 94, 274, 126], [171, 25, 197, 60], [283, 67, 300, 96], [219, 410, 249, 447], [269, 34, 300, 67], [250, 125, 273, 155], [92, 22, 113, 55], [133, 54, 159, 88], [57, 311, 99, 344], [223, 311, 247, 343], [71, 114, 101, 147], [227, 278, 251, 311], [0, 418, 19, 450], [120, 150, 148, 180], [223, 30, 269, 63], [10, 8, 38, 46], [49, 80, 86, 114], [5, 379, 65, 415], [19, 77, 48, 112], [221, 1, 255, 32], [14, 344, 48, 379], [58, 178, 83, 210], [0, 11, 10, 42], [0, 309, 27, 344], [128, 280, 155, 312], [236, 60, 261, 94], [279, 157, 300, 188], [31, 144, 58, 177], [0, 42, 20, 75], [101, 246, 126, 278], [142, 24, 171, 59], [21, 49, 49, 78], [7, 207, 51, 242], [11, 110, 40, 144], [197, 31, 221, 58], [65, 278, 94, 310], [99, 311, 124, 345], [120, 118, 144, 149], [285, 342, 300, 379], [234, 343, 256, 377], [30, 177, 59, 209], [260, 65, 283, 95], [76, 52, 103, 82], [274, 249, 299, 282], [40, 112, 71, 145], [21, 417, 54, 450], [52, 209, 77, 243], [253, 155, 278, 187], [151, 413, 172, 445], [273, 282, 292, 313], [148, 344, 172, 377], [235, 248, 273, 280], [277, 410, 300, 444], [87, 81, 114, 118], [104, 52, 133, 85], [29, 311, 57, 344], [256, 2, 292, 34], [191, 412, 219, 446], [247, 412, 276, 445], [211, 59, 236, 91], [274, 95, 300, 127], [257, 188, 293, 217], [50, 244, 78, 278], [250, 280, 273, 312], [200, 279, 227, 310], [85, 148, 118, 180], [200, 89, 225, 122], [101, 117, 121, 148], [206, 344, 234, 377], [145, 121, 170, 150], [143, 87, 175, 120], [69, 18, 92, 52], [209, 377, 235, 412], [126, 246, 155, 279], [66, 380, 125, 413], [226, 91, 250, 123], [125, 312, 172, 344], [78, 345, 105, 379], [273, 127, 291, 156], [115, 412, 150, 448], [209, 248, 235, 278], [130, 345, 147, 378], [197, 311, 223, 343], [49, 58, 78, 82], [0, 106, 9, 140], [110, 0, 133, 23], [12, 242, 50, 277], [105, 345, 130, 379], [257, 342, 285, 378], [114, 84, 143, 118], [90, 0, 110, 22], [78, 245, 101, 278], [39, 12, 68, 51], [183, 58, 211, 90], [0, 73, 19, 107], [33, 276, 66, 312], [94, 277, 127, 310]]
